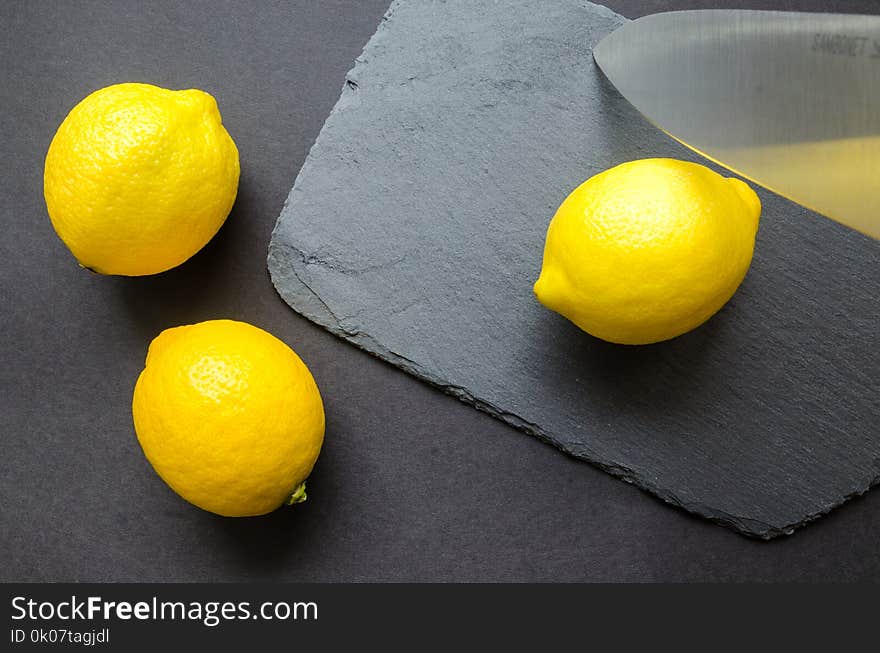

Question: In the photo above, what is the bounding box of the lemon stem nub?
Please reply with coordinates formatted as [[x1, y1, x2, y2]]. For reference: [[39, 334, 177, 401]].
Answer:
[[286, 482, 308, 506]]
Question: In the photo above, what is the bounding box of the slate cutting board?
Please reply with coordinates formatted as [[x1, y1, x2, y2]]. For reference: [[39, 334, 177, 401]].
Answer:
[[268, 0, 880, 538]]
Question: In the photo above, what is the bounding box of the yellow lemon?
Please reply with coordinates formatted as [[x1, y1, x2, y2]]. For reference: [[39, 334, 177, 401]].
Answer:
[[534, 158, 761, 345], [44, 83, 239, 276], [132, 320, 325, 517]]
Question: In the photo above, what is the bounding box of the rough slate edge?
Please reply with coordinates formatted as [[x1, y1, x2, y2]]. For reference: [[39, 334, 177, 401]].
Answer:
[[267, 0, 877, 539]]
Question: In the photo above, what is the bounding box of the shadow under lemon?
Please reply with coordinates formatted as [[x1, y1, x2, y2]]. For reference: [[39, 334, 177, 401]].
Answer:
[[108, 174, 257, 342], [529, 282, 748, 433]]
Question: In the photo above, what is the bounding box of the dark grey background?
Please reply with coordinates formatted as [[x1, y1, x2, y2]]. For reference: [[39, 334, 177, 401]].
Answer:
[[1, 0, 878, 582]]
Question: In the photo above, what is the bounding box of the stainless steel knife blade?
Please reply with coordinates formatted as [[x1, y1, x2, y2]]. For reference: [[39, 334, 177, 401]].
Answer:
[[593, 10, 880, 239]]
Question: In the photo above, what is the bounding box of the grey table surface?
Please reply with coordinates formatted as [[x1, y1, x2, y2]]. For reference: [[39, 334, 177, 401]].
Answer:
[[2, 0, 878, 582]]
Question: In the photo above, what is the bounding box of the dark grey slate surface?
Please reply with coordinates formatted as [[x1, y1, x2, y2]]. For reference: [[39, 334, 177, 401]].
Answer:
[[268, 0, 880, 538]]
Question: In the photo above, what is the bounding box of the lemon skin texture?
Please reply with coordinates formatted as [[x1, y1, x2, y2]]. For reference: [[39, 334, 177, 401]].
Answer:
[[534, 158, 761, 345], [132, 320, 325, 517], [44, 83, 239, 276]]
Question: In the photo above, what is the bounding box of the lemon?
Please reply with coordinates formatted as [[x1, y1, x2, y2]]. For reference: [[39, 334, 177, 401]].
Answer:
[[44, 83, 239, 276], [132, 320, 324, 517], [534, 158, 761, 345]]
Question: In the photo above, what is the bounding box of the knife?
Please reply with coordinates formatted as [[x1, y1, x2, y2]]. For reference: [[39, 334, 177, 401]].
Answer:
[[593, 10, 880, 240]]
